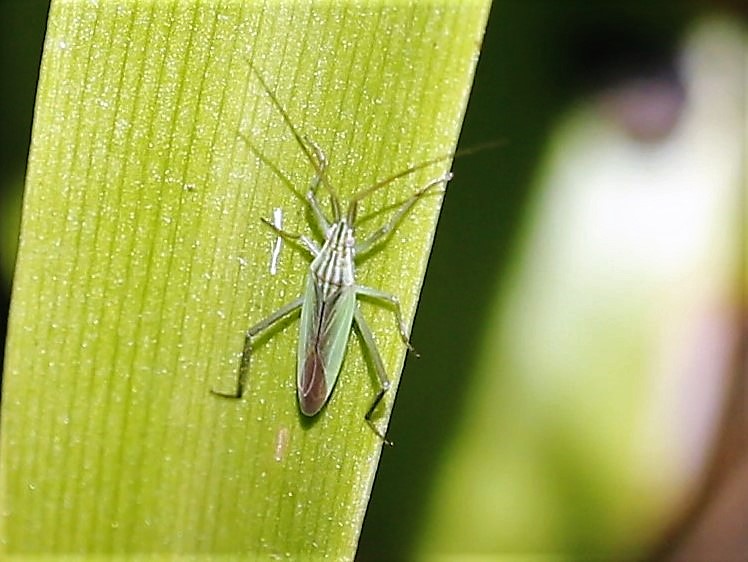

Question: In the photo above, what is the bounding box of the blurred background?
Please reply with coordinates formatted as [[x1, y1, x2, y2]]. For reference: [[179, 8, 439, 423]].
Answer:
[[1, 1, 745, 560]]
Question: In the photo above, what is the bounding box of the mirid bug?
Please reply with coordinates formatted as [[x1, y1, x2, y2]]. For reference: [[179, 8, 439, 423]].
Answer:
[[212, 62, 453, 443]]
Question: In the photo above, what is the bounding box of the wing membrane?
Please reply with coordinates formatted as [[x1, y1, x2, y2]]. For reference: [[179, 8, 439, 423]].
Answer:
[[297, 275, 356, 415]]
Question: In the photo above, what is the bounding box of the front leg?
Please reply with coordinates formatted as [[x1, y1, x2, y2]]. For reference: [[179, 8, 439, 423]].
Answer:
[[261, 217, 320, 257], [355, 172, 452, 255], [302, 136, 333, 233]]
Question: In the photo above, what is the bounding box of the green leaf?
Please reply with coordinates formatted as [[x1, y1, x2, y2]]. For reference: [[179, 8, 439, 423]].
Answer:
[[0, 0, 490, 557]]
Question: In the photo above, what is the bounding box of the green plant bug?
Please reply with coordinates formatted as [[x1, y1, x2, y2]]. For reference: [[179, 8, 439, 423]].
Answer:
[[211, 61, 453, 444]]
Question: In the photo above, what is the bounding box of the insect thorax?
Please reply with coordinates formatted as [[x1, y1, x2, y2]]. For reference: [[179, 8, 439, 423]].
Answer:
[[311, 220, 356, 292]]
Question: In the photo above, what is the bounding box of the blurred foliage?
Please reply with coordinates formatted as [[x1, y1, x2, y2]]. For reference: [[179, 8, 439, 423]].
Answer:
[[360, 1, 708, 559]]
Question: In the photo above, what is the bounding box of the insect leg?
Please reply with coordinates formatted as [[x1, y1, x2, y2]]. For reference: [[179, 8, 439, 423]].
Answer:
[[355, 285, 417, 355], [260, 217, 320, 257], [353, 307, 393, 446], [355, 172, 452, 255], [211, 296, 304, 399], [302, 136, 334, 233], [303, 136, 328, 194]]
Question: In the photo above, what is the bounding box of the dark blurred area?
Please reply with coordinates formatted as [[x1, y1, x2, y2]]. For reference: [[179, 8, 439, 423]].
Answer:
[[0, 0, 49, 370]]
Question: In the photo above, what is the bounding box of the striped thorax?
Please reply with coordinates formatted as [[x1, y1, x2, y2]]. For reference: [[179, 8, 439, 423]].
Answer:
[[311, 220, 356, 295]]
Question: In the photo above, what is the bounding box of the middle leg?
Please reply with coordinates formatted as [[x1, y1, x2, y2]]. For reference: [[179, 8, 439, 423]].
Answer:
[[355, 285, 417, 355]]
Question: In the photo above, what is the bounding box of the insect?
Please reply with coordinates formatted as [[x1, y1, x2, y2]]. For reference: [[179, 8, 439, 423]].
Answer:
[[212, 62, 453, 443]]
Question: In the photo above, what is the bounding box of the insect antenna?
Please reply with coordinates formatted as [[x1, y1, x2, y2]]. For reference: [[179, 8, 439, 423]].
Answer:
[[248, 60, 341, 203], [348, 140, 503, 209], [348, 152, 453, 208], [236, 131, 307, 206]]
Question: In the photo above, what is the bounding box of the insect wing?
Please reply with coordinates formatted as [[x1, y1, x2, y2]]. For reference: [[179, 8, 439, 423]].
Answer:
[[297, 275, 356, 415]]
